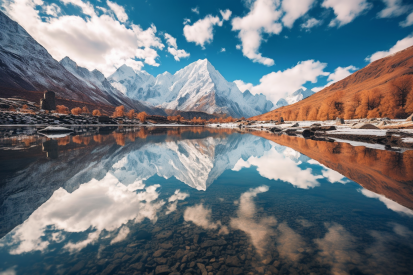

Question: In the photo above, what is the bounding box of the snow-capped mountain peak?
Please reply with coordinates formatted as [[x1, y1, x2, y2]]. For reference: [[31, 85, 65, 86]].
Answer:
[[273, 88, 315, 110], [108, 59, 274, 117]]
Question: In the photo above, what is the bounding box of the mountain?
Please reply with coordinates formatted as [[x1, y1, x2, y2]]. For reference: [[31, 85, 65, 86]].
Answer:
[[285, 88, 315, 105], [273, 88, 314, 110], [275, 98, 288, 109], [109, 59, 274, 118], [251, 45, 413, 121], [0, 11, 162, 115]]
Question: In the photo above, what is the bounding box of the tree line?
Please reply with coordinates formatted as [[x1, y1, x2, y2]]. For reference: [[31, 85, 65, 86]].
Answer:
[[275, 76, 413, 121]]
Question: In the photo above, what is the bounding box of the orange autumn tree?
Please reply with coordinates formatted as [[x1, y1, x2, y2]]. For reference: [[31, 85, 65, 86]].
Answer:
[[56, 105, 70, 114], [126, 109, 135, 119], [82, 106, 90, 114], [113, 105, 125, 118], [137, 111, 148, 122], [92, 110, 102, 116], [71, 107, 82, 115]]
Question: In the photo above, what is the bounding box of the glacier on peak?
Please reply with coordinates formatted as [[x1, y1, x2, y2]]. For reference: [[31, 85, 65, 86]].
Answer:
[[108, 59, 274, 118]]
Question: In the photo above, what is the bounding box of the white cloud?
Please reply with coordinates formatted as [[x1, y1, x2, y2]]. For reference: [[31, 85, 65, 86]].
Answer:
[[311, 65, 357, 92], [282, 0, 315, 28], [301, 18, 322, 29], [2, 0, 164, 76], [0, 266, 17, 275], [44, 3, 61, 17], [377, 0, 407, 18], [220, 9, 232, 21], [250, 60, 329, 103], [164, 33, 190, 61], [166, 189, 189, 214], [322, 0, 372, 27], [183, 14, 223, 48], [365, 34, 413, 63], [220, 48, 226, 52], [183, 18, 191, 25], [164, 33, 178, 49], [184, 204, 220, 229], [234, 80, 254, 92], [232, 0, 283, 66], [110, 226, 130, 244], [107, 0, 128, 23], [315, 223, 360, 275], [400, 11, 413, 27], [360, 188, 413, 216], [191, 6, 199, 14], [2, 174, 165, 254], [232, 147, 322, 189], [230, 186, 277, 255], [327, 65, 357, 83]]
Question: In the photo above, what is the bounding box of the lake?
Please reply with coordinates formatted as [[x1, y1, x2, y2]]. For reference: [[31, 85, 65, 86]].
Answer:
[[0, 126, 412, 275]]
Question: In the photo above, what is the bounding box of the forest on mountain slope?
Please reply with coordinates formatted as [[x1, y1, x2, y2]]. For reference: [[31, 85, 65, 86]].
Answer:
[[251, 46, 413, 121]]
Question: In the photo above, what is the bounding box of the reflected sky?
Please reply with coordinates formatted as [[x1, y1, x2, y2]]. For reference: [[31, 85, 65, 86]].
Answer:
[[0, 127, 412, 275]]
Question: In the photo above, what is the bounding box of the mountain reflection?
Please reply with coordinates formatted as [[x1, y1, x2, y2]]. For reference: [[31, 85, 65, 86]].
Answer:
[[0, 127, 413, 275]]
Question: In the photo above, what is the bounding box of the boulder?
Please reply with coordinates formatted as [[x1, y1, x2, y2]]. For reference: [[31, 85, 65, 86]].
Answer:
[[310, 126, 336, 131], [291, 123, 299, 127], [310, 123, 321, 127], [40, 90, 56, 110], [269, 127, 282, 132], [98, 116, 111, 123], [335, 117, 345, 125], [377, 121, 387, 127], [351, 123, 379, 129], [406, 114, 413, 121]]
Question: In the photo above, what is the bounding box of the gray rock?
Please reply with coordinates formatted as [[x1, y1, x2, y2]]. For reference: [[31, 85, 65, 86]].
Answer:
[[155, 265, 170, 275], [351, 123, 379, 129], [225, 256, 241, 267]]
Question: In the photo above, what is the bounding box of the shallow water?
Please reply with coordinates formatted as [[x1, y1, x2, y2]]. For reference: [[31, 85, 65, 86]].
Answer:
[[0, 126, 412, 275]]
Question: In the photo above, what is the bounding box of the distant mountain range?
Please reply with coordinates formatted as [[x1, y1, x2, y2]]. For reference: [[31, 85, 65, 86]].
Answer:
[[274, 88, 315, 109], [0, 10, 273, 118], [0, 11, 163, 115], [108, 59, 274, 118]]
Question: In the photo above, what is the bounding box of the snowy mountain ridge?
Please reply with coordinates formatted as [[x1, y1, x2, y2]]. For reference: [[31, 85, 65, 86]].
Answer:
[[274, 88, 315, 109], [108, 59, 274, 118]]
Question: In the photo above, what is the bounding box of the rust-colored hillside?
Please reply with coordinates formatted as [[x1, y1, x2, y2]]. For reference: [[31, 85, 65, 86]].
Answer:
[[251, 46, 413, 121]]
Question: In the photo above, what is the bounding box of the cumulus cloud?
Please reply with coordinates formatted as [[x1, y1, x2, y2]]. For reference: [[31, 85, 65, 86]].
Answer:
[[249, 60, 329, 103], [322, 0, 372, 27], [184, 203, 221, 229], [164, 33, 190, 61], [282, 0, 315, 28], [2, 0, 164, 76], [400, 12, 413, 27], [230, 186, 277, 255], [365, 34, 413, 63], [377, 0, 407, 18], [312, 65, 357, 92], [233, 80, 254, 92], [220, 9, 232, 21], [315, 223, 360, 275], [107, 0, 128, 22], [232, 147, 322, 189], [2, 174, 165, 254], [232, 0, 283, 66], [166, 189, 189, 214], [183, 13, 227, 48], [301, 18, 322, 30]]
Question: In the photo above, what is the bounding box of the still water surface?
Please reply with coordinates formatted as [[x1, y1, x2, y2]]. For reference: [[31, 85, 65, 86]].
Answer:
[[0, 126, 413, 275]]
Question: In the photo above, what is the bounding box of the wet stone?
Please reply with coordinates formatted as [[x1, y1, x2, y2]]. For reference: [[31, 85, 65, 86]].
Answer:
[[155, 265, 170, 275], [226, 256, 241, 267]]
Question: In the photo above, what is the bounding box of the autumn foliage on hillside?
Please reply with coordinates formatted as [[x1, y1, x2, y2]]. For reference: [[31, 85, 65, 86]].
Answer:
[[251, 46, 413, 121]]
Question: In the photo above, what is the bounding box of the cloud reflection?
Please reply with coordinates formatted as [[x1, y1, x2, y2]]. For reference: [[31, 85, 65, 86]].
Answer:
[[2, 173, 165, 254], [359, 188, 413, 216], [233, 147, 322, 189]]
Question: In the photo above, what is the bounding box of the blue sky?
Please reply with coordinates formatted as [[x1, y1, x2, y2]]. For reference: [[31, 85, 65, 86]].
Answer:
[[1, 0, 413, 103]]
